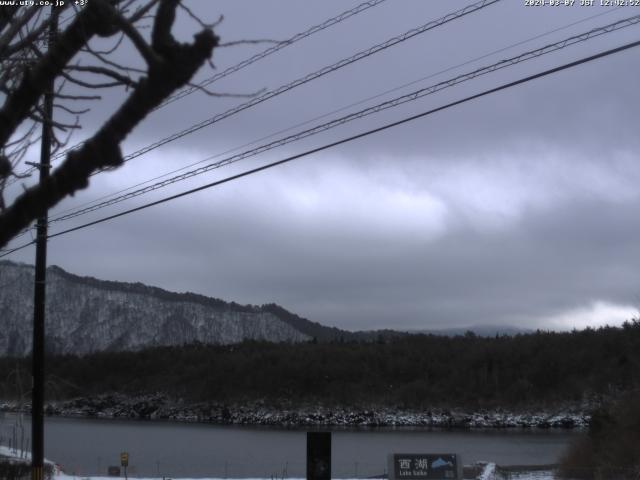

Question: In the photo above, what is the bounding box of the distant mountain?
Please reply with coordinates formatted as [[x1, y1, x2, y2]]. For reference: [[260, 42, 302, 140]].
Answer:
[[259, 303, 356, 342], [0, 261, 532, 357], [0, 261, 343, 356]]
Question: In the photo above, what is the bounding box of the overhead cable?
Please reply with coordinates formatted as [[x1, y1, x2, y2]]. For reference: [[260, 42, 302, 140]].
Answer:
[[3, 37, 640, 258], [160, 0, 390, 108], [45, 39, 640, 243], [48, 4, 625, 220], [8, 0, 391, 182], [49, 0, 501, 169], [47, 14, 640, 225]]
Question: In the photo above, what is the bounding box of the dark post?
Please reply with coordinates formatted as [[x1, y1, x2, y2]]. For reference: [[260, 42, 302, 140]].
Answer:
[[306, 432, 331, 480], [31, 7, 57, 480]]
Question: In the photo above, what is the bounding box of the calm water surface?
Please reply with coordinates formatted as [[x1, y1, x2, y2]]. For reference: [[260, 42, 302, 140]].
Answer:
[[0, 414, 579, 478]]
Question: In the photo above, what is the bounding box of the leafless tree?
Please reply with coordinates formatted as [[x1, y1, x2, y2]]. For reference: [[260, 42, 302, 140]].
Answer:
[[0, 0, 219, 248]]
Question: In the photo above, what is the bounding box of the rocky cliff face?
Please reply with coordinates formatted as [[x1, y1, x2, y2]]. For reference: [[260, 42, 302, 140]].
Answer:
[[0, 261, 310, 356]]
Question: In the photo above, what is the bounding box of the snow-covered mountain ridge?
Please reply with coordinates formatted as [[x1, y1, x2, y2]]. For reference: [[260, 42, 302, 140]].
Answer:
[[0, 261, 312, 355]]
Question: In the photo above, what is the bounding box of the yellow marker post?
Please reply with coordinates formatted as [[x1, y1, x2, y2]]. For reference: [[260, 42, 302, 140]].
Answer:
[[31, 466, 43, 480], [121, 452, 129, 480]]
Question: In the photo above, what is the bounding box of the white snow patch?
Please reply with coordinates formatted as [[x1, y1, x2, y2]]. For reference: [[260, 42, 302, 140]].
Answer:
[[0, 445, 56, 464], [503, 472, 555, 480], [478, 462, 496, 480], [56, 477, 317, 480]]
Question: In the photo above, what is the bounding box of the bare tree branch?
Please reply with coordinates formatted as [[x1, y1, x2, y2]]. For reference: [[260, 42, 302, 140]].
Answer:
[[0, 0, 219, 247], [0, 8, 18, 33], [0, 7, 40, 57], [152, 0, 179, 54], [127, 0, 160, 24], [29, 107, 80, 131], [0, 2, 70, 59], [59, 70, 126, 89], [110, 10, 161, 66], [53, 103, 91, 115], [55, 93, 102, 101], [4, 121, 38, 151], [178, 3, 220, 30], [82, 31, 126, 56], [65, 64, 138, 88], [0, 0, 118, 148]]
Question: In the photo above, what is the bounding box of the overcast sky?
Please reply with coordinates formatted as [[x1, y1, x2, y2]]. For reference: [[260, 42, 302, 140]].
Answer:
[[5, 0, 640, 332]]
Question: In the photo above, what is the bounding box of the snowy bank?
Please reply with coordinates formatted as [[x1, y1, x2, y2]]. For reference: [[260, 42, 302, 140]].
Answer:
[[0, 445, 60, 478], [1, 394, 591, 429]]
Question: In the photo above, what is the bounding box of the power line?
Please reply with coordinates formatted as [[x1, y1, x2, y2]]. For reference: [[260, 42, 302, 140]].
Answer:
[[3, 35, 638, 258], [0, 242, 33, 258], [7, 5, 633, 244], [46, 13, 640, 225], [48, 0, 501, 172], [159, 0, 390, 109], [11, 0, 389, 180], [8, 9, 637, 244], [9, 0, 506, 234], [47, 4, 625, 222]]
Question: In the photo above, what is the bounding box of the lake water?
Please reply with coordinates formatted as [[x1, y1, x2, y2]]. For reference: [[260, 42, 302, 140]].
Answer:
[[0, 414, 579, 478]]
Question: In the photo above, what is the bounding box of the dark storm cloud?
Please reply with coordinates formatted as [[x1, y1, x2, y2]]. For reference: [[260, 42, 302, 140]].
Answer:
[[6, 0, 640, 330], [53, 0, 640, 158], [15, 151, 638, 331]]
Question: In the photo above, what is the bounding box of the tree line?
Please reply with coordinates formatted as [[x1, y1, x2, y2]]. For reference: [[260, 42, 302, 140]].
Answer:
[[1, 321, 639, 408]]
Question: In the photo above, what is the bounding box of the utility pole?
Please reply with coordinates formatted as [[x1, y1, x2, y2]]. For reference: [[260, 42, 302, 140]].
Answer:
[[31, 6, 57, 480]]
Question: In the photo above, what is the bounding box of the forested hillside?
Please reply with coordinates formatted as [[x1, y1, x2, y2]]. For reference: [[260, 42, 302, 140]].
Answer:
[[1, 322, 638, 408]]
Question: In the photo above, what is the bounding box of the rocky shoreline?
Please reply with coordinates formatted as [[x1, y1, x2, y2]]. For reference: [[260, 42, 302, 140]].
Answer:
[[0, 393, 591, 429]]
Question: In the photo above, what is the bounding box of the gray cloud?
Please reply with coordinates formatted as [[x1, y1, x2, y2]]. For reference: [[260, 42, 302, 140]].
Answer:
[[6, 0, 640, 331]]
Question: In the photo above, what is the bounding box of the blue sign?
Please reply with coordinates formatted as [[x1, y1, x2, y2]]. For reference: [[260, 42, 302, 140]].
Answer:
[[390, 454, 458, 480]]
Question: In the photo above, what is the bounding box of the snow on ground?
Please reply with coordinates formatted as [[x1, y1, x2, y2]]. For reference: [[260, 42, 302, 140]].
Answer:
[[502, 473, 555, 479], [0, 444, 60, 476], [0, 444, 30, 459], [0, 444, 55, 465], [55, 477, 360, 480], [0, 397, 591, 429], [481, 463, 556, 479], [55, 475, 557, 480], [55, 477, 286, 480], [478, 462, 496, 480], [4, 447, 557, 480]]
